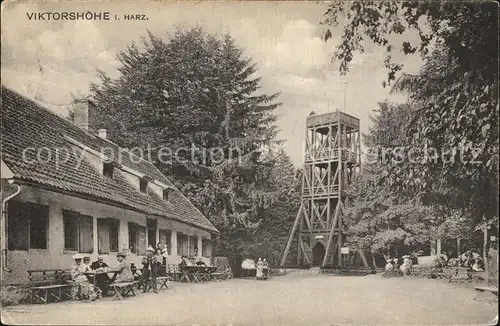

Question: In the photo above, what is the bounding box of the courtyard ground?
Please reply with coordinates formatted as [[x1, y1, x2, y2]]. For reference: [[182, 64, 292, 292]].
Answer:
[[2, 270, 497, 325]]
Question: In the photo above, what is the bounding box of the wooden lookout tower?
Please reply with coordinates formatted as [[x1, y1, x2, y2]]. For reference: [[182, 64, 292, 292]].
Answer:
[[281, 110, 361, 268]]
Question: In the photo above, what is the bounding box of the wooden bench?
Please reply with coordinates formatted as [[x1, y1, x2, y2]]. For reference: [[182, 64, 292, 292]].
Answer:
[[474, 285, 498, 303], [27, 269, 73, 304], [474, 285, 498, 296], [166, 264, 182, 282], [109, 281, 139, 300], [449, 267, 471, 283], [141, 276, 169, 292], [211, 268, 232, 281]]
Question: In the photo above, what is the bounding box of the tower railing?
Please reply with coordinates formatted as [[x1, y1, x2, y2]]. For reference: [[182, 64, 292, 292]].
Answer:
[[305, 148, 357, 163]]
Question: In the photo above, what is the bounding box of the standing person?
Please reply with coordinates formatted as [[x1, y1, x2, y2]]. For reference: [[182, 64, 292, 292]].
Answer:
[[262, 258, 270, 280], [109, 252, 134, 283], [142, 246, 159, 293], [161, 245, 169, 265], [154, 247, 166, 277], [256, 257, 264, 280]]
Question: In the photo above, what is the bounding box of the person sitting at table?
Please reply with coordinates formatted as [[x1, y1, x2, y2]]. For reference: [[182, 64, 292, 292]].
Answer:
[[184, 256, 195, 266], [90, 256, 110, 295], [196, 258, 207, 267], [83, 255, 91, 268], [142, 246, 159, 293], [70, 254, 98, 301], [90, 256, 108, 271], [109, 251, 134, 283]]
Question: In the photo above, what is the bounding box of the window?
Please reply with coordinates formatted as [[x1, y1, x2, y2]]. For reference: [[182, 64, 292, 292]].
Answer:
[[109, 219, 119, 252], [97, 218, 119, 254], [63, 210, 94, 253], [177, 232, 183, 256], [202, 238, 212, 258], [140, 178, 148, 193], [128, 222, 146, 255], [147, 218, 156, 247], [103, 162, 114, 178], [177, 232, 189, 256], [162, 189, 170, 201], [190, 236, 198, 257], [7, 201, 48, 250], [159, 229, 172, 255]]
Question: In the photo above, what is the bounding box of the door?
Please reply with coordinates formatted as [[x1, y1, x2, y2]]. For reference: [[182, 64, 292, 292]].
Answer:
[[312, 242, 326, 266]]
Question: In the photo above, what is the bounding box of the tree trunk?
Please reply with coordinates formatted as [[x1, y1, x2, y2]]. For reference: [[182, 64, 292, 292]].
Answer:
[[372, 255, 377, 269], [358, 248, 370, 269]]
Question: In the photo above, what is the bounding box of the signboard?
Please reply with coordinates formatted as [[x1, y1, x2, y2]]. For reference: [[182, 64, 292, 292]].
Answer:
[[490, 236, 496, 241], [314, 235, 324, 239], [340, 247, 350, 254]]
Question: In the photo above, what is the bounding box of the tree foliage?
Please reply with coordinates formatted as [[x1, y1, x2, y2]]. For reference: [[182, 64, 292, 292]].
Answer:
[[344, 102, 439, 259], [89, 27, 298, 264], [323, 1, 498, 234]]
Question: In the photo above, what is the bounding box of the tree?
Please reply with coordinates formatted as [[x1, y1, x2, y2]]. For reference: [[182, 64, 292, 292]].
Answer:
[[89, 27, 291, 265], [344, 101, 439, 264], [323, 1, 498, 239]]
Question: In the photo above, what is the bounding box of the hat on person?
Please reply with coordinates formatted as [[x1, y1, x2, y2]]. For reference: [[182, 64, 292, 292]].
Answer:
[[116, 251, 127, 258], [146, 246, 155, 253], [72, 253, 83, 260], [83, 255, 91, 260]]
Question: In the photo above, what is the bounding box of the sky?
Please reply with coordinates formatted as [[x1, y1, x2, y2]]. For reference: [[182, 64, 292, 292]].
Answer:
[[1, 0, 424, 166]]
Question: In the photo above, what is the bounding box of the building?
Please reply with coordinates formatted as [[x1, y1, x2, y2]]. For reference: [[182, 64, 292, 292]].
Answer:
[[0, 86, 219, 284]]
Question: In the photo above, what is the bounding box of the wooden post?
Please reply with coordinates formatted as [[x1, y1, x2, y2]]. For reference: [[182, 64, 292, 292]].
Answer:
[[280, 205, 302, 267], [483, 217, 489, 276], [337, 111, 343, 268]]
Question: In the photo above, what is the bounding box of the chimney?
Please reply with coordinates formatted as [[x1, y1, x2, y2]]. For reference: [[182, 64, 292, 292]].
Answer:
[[72, 98, 89, 131], [98, 129, 107, 139]]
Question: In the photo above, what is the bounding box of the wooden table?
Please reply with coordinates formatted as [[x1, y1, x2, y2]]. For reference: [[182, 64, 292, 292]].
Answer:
[[84, 271, 118, 295], [84, 271, 117, 285], [179, 266, 202, 283], [178, 265, 218, 283]]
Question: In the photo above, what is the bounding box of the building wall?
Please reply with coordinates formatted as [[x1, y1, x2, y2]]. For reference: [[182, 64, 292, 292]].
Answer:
[[2, 185, 212, 284]]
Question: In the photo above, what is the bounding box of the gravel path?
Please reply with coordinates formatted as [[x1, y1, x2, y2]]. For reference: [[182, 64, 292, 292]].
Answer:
[[2, 272, 497, 325]]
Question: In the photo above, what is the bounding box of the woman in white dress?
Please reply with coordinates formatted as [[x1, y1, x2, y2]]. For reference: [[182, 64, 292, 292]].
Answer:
[[256, 257, 264, 280]]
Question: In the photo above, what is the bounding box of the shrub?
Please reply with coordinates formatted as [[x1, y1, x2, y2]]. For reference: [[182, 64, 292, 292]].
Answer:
[[1, 285, 31, 307]]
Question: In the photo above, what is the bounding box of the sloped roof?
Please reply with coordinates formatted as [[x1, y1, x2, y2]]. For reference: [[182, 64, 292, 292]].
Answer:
[[1, 86, 218, 234]]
